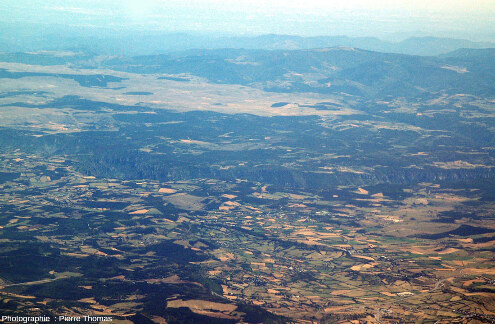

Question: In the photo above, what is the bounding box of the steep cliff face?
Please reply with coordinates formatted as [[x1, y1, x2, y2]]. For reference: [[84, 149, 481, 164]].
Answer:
[[73, 156, 495, 189], [1, 104, 494, 191]]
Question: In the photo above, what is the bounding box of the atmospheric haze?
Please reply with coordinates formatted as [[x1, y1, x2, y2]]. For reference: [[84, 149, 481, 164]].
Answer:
[[1, 0, 495, 40]]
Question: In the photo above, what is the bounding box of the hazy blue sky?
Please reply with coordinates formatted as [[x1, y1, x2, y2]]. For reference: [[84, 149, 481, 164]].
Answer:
[[2, 0, 495, 40]]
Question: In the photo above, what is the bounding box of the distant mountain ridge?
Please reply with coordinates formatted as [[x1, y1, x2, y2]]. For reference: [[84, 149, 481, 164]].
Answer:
[[1, 29, 494, 56], [212, 35, 495, 57], [1, 45, 495, 100], [98, 47, 495, 99]]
